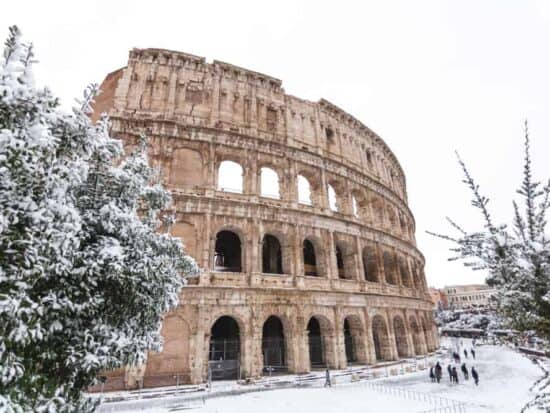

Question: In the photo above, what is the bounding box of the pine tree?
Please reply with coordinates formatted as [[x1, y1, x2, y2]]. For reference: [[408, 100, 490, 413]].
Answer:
[[429, 122, 550, 340], [0, 26, 197, 412]]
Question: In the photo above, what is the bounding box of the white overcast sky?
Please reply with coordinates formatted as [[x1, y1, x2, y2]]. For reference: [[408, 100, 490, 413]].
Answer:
[[3, 0, 550, 288]]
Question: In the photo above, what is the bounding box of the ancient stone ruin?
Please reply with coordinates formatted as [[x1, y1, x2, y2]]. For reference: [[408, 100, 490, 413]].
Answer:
[[91, 48, 437, 390]]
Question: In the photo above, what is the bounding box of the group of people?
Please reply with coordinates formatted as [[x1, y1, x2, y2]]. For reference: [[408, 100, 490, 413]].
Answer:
[[429, 343, 479, 386], [429, 362, 479, 385]]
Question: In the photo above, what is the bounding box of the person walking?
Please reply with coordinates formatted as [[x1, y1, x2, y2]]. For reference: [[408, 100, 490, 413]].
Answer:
[[463, 349, 468, 359], [435, 362, 442, 383], [471, 348, 476, 359], [447, 364, 452, 382], [461, 363, 469, 380], [429, 367, 436, 383], [324, 368, 332, 387], [451, 366, 459, 384], [471, 366, 479, 386]]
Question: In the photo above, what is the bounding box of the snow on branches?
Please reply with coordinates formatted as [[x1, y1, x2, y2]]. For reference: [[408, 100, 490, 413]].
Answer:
[[0, 26, 198, 412], [429, 121, 550, 341]]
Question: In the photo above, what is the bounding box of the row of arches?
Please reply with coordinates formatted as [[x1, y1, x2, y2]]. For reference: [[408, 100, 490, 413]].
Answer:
[[216, 160, 413, 240], [207, 312, 436, 380], [214, 230, 425, 289]]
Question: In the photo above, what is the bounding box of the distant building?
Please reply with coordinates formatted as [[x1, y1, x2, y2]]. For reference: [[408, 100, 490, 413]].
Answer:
[[444, 284, 496, 309], [428, 288, 448, 311]]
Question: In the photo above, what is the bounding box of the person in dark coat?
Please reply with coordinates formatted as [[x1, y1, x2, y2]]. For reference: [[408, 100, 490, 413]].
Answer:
[[324, 368, 331, 387], [471, 366, 479, 385], [429, 367, 436, 383], [463, 349, 468, 359], [471, 348, 476, 359], [461, 363, 469, 380], [451, 366, 459, 384], [435, 362, 442, 383], [447, 364, 452, 382]]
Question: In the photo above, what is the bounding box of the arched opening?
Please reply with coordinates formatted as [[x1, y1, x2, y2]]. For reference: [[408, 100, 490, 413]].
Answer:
[[303, 239, 318, 276], [362, 245, 379, 283], [393, 316, 409, 358], [336, 245, 345, 279], [344, 319, 356, 363], [383, 250, 398, 285], [262, 316, 286, 373], [409, 317, 423, 355], [260, 167, 280, 199], [262, 234, 283, 274], [372, 315, 392, 361], [208, 316, 241, 380], [297, 175, 312, 205], [214, 230, 242, 272], [328, 184, 338, 212], [217, 160, 243, 193], [344, 316, 366, 365], [335, 241, 356, 280], [307, 317, 325, 367]]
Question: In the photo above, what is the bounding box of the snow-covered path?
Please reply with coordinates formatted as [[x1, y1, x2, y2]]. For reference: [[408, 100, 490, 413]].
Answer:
[[379, 341, 542, 412], [102, 340, 543, 412]]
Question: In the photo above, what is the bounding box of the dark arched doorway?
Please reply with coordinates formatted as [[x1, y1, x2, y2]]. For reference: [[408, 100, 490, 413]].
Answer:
[[262, 235, 283, 274], [208, 316, 241, 380], [262, 316, 286, 373], [344, 319, 357, 363], [307, 317, 325, 367], [303, 239, 318, 276], [214, 231, 242, 272]]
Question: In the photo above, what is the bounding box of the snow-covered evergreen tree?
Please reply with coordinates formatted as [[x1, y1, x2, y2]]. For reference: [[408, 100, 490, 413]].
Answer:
[[0, 26, 197, 412], [429, 122, 550, 341]]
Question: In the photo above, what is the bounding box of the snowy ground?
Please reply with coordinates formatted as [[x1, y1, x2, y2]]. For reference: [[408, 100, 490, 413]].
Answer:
[[99, 339, 544, 413]]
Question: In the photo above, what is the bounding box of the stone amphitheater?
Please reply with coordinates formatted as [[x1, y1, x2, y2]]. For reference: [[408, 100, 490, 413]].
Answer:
[[91, 48, 438, 391]]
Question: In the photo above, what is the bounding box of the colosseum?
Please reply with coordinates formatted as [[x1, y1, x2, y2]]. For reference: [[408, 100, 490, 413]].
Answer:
[[92, 48, 438, 391]]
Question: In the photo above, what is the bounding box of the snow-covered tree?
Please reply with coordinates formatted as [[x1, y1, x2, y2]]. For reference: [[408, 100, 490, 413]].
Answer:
[[429, 122, 550, 341], [0, 26, 197, 412]]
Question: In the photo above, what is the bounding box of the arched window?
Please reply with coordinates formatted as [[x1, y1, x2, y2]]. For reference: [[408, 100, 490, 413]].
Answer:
[[262, 234, 283, 274], [218, 160, 243, 193], [214, 230, 242, 272], [209, 316, 241, 380], [303, 239, 318, 276], [328, 184, 338, 211], [262, 316, 286, 372], [297, 175, 312, 205], [260, 167, 279, 199], [336, 246, 345, 279], [362, 245, 379, 283]]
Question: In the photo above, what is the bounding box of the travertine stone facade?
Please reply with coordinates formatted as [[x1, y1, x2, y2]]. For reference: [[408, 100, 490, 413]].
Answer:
[[92, 48, 438, 391]]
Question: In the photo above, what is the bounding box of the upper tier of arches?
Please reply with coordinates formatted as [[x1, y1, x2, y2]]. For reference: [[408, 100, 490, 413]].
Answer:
[[103, 48, 409, 203]]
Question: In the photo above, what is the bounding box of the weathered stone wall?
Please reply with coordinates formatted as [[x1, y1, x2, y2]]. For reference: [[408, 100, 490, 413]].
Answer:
[[90, 48, 438, 391]]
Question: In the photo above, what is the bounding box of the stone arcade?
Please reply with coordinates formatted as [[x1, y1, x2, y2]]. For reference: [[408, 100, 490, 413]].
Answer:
[[91, 48, 438, 391]]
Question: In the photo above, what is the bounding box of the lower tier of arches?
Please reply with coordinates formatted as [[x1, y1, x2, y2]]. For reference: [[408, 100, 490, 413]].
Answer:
[[92, 289, 438, 391]]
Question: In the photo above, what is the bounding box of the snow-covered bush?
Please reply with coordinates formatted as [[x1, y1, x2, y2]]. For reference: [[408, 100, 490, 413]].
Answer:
[[0, 26, 198, 412], [430, 123, 550, 341]]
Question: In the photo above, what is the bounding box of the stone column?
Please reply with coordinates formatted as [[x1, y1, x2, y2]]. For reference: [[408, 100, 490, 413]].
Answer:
[[353, 235, 363, 281], [385, 309, 399, 360], [334, 307, 347, 369], [327, 231, 338, 279], [403, 311, 415, 357], [295, 316, 310, 373], [363, 311, 377, 364]]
